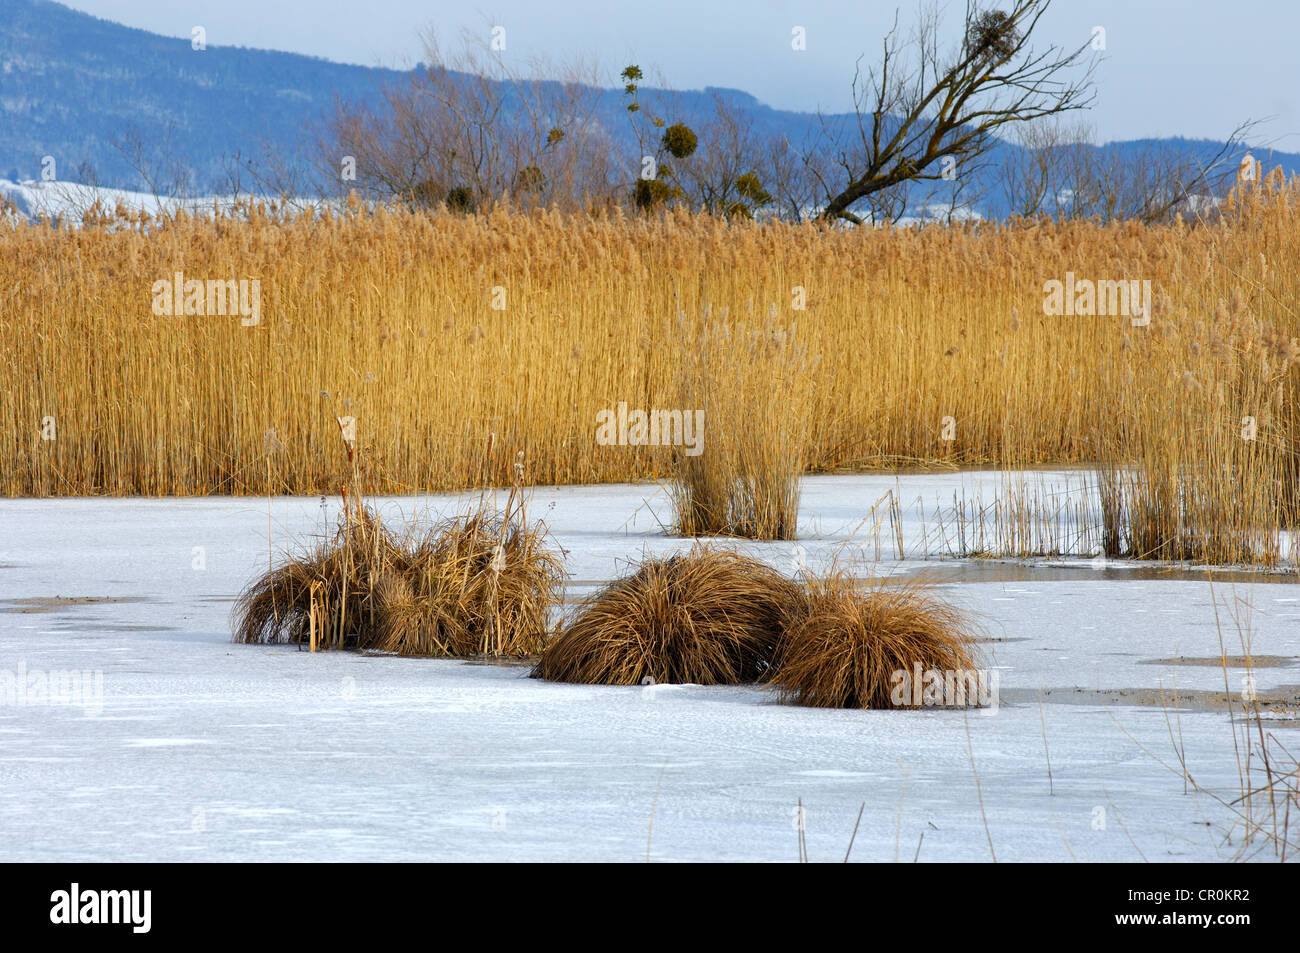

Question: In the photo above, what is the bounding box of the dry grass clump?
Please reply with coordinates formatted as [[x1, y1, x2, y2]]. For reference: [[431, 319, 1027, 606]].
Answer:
[[771, 575, 983, 709], [532, 546, 800, 684], [234, 501, 564, 657], [672, 312, 817, 540], [375, 510, 565, 656], [235, 505, 399, 650]]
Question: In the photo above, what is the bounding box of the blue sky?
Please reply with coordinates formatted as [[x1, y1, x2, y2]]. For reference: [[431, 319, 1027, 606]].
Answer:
[[61, 0, 1299, 147]]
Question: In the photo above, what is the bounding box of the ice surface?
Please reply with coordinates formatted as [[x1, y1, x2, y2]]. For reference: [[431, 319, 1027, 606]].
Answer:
[[1, 473, 1297, 861]]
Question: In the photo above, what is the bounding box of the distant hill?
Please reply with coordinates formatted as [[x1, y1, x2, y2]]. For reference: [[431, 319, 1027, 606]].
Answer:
[[3, 0, 1297, 217], [1, 0, 402, 189]]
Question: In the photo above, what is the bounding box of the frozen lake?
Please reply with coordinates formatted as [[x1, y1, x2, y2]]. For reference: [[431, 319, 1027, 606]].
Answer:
[[2, 472, 1298, 861]]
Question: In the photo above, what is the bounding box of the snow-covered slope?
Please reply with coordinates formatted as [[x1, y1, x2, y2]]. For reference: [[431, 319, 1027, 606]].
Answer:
[[0, 178, 232, 223]]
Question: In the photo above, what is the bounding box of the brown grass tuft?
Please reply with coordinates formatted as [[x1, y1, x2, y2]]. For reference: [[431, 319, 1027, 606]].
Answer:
[[233, 505, 564, 657], [771, 575, 983, 709], [532, 545, 800, 684], [376, 512, 565, 656]]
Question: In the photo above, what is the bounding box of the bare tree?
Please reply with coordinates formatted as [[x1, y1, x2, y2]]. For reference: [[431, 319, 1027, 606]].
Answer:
[[763, 132, 826, 221], [217, 123, 338, 211], [322, 30, 619, 212], [999, 115, 1089, 217], [1000, 116, 1258, 223], [110, 121, 194, 203], [813, 1, 1097, 224]]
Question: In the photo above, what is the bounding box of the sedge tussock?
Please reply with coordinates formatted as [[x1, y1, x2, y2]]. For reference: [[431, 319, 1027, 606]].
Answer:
[[233, 505, 564, 657], [532, 545, 800, 685], [771, 575, 983, 709]]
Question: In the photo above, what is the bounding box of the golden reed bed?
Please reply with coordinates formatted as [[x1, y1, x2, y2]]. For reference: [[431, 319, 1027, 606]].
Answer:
[[3, 178, 1298, 561]]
